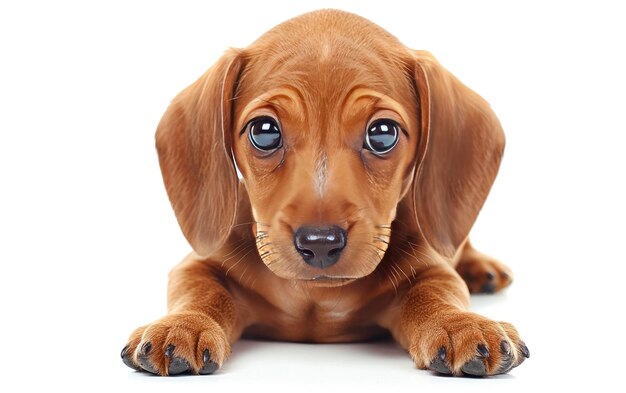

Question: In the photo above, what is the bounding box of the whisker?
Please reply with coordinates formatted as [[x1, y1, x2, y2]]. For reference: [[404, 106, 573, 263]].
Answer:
[[249, 277, 258, 289], [393, 261, 412, 283], [397, 246, 420, 263], [373, 236, 389, 245], [387, 264, 400, 287], [230, 221, 256, 229], [406, 241, 436, 267], [386, 269, 398, 294], [222, 241, 251, 266], [239, 260, 252, 284], [374, 245, 388, 254], [225, 247, 256, 276], [257, 242, 273, 250]]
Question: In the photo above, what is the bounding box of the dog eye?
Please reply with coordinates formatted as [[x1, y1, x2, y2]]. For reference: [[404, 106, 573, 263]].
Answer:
[[364, 119, 399, 154], [247, 116, 282, 151]]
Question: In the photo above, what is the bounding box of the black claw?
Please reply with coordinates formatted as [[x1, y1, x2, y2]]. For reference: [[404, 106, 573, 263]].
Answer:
[[500, 340, 511, 354], [476, 344, 490, 358], [461, 358, 487, 376], [497, 340, 515, 374], [121, 345, 141, 371], [168, 357, 191, 375], [141, 342, 152, 356], [164, 344, 189, 375], [199, 349, 219, 375], [520, 342, 530, 358], [136, 342, 158, 374], [429, 347, 452, 375], [480, 283, 496, 293], [165, 344, 175, 358]]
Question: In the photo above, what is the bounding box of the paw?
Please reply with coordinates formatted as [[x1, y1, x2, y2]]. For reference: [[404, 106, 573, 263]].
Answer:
[[121, 312, 230, 376], [456, 252, 513, 294], [410, 312, 529, 376]]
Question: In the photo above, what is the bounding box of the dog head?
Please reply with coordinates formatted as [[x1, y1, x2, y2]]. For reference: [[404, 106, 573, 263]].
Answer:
[[156, 10, 504, 285]]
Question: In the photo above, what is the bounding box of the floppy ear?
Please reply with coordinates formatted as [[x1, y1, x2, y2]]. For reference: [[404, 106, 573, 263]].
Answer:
[[156, 50, 243, 257], [410, 50, 505, 258]]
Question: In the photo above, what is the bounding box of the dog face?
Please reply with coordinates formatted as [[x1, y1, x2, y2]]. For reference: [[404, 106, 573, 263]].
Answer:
[[156, 10, 505, 285], [230, 22, 420, 283]]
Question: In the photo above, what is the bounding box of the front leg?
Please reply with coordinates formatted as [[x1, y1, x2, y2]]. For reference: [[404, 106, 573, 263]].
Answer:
[[121, 253, 240, 375], [384, 263, 529, 376]]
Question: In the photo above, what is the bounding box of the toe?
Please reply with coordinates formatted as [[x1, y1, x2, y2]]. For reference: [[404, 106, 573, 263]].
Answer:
[[461, 358, 487, 376], [520, 341, 530, 358], [121, 345, 140, 371], [476, 343, 490, 358], [136, 342, 158, 374], [199, 349, 219, 375], [428, 347, 452, 375], [496, 340, 515, 374], [164, 344, 190, 375], [512, 341, 530, 369], [168, 357, 191, 375]]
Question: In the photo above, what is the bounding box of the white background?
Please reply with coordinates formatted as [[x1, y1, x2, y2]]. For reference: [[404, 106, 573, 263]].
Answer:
[[1, 0, 624, 391]]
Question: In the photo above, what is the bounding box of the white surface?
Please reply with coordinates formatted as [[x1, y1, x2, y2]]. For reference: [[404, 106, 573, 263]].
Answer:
[[1, 0, 624, 391]]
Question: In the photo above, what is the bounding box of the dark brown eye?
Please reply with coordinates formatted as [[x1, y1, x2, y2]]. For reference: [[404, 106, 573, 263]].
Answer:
[[247, 116, 282, 151], [364, 119, 399, 155]]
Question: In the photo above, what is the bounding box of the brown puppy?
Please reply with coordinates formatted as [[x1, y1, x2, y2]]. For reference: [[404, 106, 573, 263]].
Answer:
[[121, 9, 528, 377]]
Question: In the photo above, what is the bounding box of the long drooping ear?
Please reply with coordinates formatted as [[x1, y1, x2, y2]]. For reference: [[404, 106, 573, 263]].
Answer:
[[410, 50, 505, 258], [156, 50, 243, 257]]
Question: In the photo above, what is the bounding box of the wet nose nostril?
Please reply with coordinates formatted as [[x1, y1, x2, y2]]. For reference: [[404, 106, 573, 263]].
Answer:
[[299, 248, 314, 261], [294, 225, 346, 269], [328, 248, 342, 257]]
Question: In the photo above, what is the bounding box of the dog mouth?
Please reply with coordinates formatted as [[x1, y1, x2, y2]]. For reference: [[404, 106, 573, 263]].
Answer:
[[303, 275, 358, 287]]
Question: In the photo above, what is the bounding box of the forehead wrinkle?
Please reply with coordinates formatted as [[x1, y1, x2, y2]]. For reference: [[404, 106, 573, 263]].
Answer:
[[241, 55, 401, 144], [342, 88, 413, 129], [340, 91, 381, 124], [238, 87, 306, 128]]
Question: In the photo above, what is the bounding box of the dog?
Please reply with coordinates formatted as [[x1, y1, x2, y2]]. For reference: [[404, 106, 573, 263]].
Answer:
[[121, 9, 529, 377]]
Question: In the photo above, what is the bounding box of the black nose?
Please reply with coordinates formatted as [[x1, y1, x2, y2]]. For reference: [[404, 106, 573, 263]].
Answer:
[[294, 225, 347, 269]]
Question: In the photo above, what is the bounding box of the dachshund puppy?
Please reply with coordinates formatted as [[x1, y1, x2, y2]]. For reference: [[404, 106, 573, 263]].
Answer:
[[122, 9, 529, 377]]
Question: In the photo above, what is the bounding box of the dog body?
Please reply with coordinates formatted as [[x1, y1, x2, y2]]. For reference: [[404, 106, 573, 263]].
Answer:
[[122, 10, 528, 377]]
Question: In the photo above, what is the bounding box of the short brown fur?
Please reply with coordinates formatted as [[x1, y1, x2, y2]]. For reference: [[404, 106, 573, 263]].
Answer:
[[122, 10, 527, 377]]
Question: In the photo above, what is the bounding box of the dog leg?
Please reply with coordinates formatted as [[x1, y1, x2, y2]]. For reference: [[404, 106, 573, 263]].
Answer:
[[121, 254, 239, 375], [383, 263, 528, 376], [454, 240, 513, 294]]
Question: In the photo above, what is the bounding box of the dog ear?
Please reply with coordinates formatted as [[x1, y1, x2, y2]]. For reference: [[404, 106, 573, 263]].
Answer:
[[409, 51, 505, 258], [156, 50, 243, 257]]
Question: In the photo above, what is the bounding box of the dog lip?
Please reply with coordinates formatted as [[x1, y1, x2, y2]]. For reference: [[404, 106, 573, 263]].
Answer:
[[308, 275, 358, 282]]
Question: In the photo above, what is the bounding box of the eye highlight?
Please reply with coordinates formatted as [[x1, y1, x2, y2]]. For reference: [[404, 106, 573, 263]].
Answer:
[[247, 116, 282, 151], [364, 119, 400, 155]]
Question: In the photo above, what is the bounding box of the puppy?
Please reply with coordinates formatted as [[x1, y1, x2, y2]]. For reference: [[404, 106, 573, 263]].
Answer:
[[121, 9, 529, 377]]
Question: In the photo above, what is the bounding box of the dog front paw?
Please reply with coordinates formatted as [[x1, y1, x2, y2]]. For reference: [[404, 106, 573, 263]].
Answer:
[[408, 312, 529, 376], [121, 312, 230, 376], [456, 251, 513, 294]]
